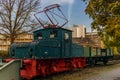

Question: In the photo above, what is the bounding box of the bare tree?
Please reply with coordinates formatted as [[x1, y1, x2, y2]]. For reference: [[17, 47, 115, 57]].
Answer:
[[0, 0, 41, 44]]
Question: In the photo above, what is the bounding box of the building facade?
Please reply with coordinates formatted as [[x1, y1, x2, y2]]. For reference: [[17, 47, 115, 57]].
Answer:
[[68, 25, 86, 38], [85, 32, 102, 47], [0, 34, 33, 51], [72, 31, 104, 48]]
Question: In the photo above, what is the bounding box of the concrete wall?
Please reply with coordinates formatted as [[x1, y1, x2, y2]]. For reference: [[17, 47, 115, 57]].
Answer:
[[0, 60, 21, 80]]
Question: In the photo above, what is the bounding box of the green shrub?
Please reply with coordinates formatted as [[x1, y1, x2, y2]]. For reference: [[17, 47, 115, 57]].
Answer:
[[113, 54, 120, 60]]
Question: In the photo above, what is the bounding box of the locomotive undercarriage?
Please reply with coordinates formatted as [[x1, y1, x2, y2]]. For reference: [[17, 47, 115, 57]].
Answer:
[[6, 57, 86, 79]]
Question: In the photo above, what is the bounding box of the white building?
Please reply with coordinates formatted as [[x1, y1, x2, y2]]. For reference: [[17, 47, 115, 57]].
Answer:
[[68, 25, 86, 38]]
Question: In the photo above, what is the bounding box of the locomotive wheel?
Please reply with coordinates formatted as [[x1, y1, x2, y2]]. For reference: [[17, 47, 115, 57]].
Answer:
[[21, 78, 27, 80], [46, 67, 51, 75], [103, 59, 108, 65], [89, 59, 96, 67]]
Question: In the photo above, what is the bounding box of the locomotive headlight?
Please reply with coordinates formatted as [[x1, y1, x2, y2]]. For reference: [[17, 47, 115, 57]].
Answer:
[[58, 44, 60, 47], [44, 51, 48, 54]]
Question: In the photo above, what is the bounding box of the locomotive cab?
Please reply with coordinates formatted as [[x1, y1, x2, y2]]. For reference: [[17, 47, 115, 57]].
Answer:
[[33, 28, 72, 59]]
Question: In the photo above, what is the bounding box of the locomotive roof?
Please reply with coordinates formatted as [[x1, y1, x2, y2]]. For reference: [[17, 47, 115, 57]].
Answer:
[[33, 27, 72, 33]]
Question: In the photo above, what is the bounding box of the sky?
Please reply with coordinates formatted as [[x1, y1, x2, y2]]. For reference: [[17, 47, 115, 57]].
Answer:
[[40, 0, 92, 32]]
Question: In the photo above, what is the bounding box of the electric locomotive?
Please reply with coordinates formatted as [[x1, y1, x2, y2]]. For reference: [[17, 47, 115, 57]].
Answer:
[[7, 4, 86, 79], [7, 4, 113, 80]]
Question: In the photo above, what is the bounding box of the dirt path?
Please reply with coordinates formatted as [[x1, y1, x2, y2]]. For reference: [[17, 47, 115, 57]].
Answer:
[[85, 66, 120, 80]]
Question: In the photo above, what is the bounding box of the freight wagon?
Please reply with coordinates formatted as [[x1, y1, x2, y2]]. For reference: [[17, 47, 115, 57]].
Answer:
[[84, 47, 113, 65]]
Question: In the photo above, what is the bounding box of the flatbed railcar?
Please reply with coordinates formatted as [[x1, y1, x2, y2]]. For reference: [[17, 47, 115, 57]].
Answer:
[[6, 4, 113, 80], [84, 47, 113, 65]]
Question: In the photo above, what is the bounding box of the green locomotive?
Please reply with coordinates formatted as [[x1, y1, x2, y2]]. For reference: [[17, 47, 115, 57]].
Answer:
[[7, 4, 113, 79]]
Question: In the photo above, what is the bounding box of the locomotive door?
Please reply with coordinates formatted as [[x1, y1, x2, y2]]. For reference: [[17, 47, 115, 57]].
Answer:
[[64, 32, 71, 57]]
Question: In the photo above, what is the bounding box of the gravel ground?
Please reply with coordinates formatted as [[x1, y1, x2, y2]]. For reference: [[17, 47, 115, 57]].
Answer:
[[85, 60, 120, 80], [85, 66, 120, 80], [35, 60, 120, 80]]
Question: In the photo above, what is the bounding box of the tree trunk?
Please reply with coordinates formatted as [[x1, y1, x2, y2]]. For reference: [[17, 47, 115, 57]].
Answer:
[[10, 35, 15, 45]]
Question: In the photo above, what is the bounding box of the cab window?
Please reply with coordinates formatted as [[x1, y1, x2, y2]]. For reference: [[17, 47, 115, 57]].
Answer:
[[37, 32, 42, 39], [50, 30, 58, 38], [65, 33, 69, 40]]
